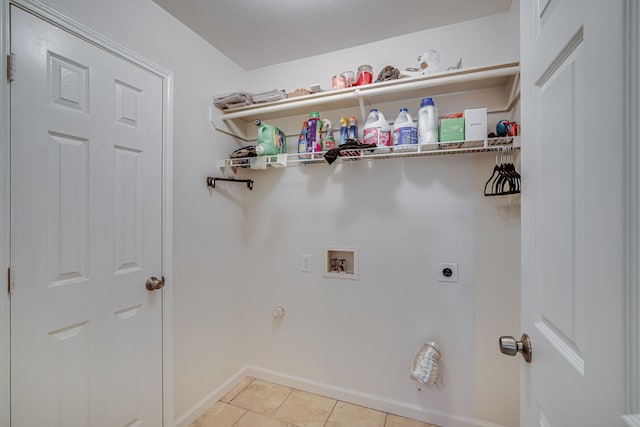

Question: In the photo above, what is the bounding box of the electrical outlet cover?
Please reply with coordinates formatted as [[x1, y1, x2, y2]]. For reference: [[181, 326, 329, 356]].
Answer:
[[438, 263, 458, 283]]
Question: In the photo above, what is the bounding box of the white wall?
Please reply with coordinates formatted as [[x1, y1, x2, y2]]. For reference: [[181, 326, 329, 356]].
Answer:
[[238, 12, 521, 427], [247, 12, 516, 94], [36, 0, 250, 419]]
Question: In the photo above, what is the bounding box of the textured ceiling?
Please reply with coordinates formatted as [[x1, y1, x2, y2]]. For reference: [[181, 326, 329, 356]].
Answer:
[[152, 0, 512, 70]]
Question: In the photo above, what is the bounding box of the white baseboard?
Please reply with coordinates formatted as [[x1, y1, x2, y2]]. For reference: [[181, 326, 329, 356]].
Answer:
[[173, 368, 250, 427], [175, 365, 506, 427]]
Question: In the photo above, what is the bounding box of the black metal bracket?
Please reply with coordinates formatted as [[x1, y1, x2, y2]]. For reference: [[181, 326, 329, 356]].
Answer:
[[206, 176, 253, 190]]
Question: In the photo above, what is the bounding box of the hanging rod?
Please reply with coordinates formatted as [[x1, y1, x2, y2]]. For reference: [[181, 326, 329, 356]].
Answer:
[[206, 176, 254, 190]]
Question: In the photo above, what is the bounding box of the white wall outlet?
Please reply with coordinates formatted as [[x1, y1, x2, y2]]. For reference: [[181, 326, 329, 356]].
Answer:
[[438, 263, 458, 283], [301, 254, 312, 273]]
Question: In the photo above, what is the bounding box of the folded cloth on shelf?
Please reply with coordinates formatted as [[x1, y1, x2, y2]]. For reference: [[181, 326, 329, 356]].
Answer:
[[324, 140, 377, 164], [228, 145, 257, 173], [376, 65, 400, 82], [213, 89, 286, 110]]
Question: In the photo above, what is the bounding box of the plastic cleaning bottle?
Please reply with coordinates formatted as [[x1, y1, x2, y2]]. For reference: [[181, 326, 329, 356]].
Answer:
[[322, 119, 336, 151], [306, 112, 322, 156], [363, 109, 391, 152], [347, 116, 358, 141], [297, 120, 309, 158], [393, 107, 417, 151], [255, 119, 286, 155], [339, 117, 348, 145], [417, 97, 439, 147]]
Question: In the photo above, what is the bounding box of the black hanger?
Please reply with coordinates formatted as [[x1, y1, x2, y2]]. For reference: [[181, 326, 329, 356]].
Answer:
[[484, 149, 520, 197]]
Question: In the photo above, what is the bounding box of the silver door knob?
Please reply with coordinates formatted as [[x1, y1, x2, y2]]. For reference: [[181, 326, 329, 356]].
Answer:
[[499, 333, 532, 363], [145, 276, 165, 291]]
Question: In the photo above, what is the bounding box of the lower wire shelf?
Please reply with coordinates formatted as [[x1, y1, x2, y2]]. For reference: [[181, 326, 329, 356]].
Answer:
[[218, 136, 520, 170]]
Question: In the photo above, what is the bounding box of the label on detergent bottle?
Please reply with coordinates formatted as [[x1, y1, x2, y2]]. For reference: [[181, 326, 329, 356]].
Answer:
[[298, 120, 309, 159], [306, 112, 322, 155], [363, 127, 379, 145], [393, 127, 418, 145], [363, 128, 391, 146]]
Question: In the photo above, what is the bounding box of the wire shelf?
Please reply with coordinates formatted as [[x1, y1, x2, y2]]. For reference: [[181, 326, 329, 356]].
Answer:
[[219, 137, 520, 170]]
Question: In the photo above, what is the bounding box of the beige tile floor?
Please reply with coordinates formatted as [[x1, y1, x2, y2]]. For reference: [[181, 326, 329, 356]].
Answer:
[[192, 377, 439, 427]]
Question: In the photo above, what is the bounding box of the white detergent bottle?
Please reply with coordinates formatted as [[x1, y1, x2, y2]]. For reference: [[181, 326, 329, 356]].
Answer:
[[363, 109, 391, 153], [393, 107, 418, 151], [417, 97, 439, 148]]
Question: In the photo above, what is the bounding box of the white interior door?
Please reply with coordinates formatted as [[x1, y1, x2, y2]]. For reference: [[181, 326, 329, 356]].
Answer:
[[519, 0, 626, 425], [10, 5, 164, 426]]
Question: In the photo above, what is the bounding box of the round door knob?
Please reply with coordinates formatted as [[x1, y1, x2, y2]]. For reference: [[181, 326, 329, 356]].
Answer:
[[499, 333, 532, 363], [145, 276, 165, 291]]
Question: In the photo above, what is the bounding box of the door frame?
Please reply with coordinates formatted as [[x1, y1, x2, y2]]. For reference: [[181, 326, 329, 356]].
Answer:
[[624, 0, 640, 424], [0, 1, 175, 426], [0, 1, 9, 425]]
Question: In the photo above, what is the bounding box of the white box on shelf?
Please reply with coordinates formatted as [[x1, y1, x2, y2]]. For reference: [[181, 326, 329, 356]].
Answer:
[[464, 108, 487, 141]]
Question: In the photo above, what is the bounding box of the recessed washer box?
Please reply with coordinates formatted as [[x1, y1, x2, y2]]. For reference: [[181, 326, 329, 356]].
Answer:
[[324, 246, 359, 280]]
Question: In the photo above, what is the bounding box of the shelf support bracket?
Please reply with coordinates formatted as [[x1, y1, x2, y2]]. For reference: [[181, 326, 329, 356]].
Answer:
[[506, 73, 521, 112], [354, 89, 367, 125]]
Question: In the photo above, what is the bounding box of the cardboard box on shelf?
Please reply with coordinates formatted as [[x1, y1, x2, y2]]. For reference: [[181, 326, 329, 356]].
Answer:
[[439, 117, 465, 142]]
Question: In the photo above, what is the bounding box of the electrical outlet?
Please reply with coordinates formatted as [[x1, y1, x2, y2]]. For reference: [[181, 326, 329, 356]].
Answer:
[[301, 254, 312, 273], [438, 263, 458, 283]]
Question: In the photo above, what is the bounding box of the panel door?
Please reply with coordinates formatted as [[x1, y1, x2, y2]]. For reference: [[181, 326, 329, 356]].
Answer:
[[520, 0, 625, 425], [10, 5, 164, 426]]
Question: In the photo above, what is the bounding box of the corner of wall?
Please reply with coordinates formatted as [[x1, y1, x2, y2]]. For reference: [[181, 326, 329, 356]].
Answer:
[[507, 0, 521, 61]]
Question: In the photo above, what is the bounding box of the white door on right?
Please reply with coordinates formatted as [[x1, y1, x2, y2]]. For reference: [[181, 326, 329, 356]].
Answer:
[[520, 0, 626, 425]]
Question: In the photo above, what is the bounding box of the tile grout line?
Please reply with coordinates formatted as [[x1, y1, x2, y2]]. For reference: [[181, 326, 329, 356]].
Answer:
[[271, 386, 295, 418], [321, 399, 339, 427], [230, 408, 249, 427], [226, 377, 255, 405], [227, 377, 258, 427]]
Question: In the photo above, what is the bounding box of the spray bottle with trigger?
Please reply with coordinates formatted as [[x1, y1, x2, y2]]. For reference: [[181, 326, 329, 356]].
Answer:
[[322, 119, 336, 151]]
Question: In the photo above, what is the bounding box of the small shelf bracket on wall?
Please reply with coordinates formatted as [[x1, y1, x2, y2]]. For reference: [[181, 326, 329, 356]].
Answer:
[[206, 176, 254, 190]]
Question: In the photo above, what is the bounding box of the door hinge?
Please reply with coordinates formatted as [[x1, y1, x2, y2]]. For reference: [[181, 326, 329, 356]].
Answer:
[[7, 53, 15, 82], [7, 266, 15, 294]]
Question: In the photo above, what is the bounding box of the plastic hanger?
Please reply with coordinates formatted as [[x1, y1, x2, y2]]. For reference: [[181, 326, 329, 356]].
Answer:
[[484, 148, 520, 197]]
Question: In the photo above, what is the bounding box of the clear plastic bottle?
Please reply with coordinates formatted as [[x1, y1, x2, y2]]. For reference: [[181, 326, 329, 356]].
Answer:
[[417, 97, 439, 148], [393, 107, 418, 151], [363, 109, 391, 153]]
